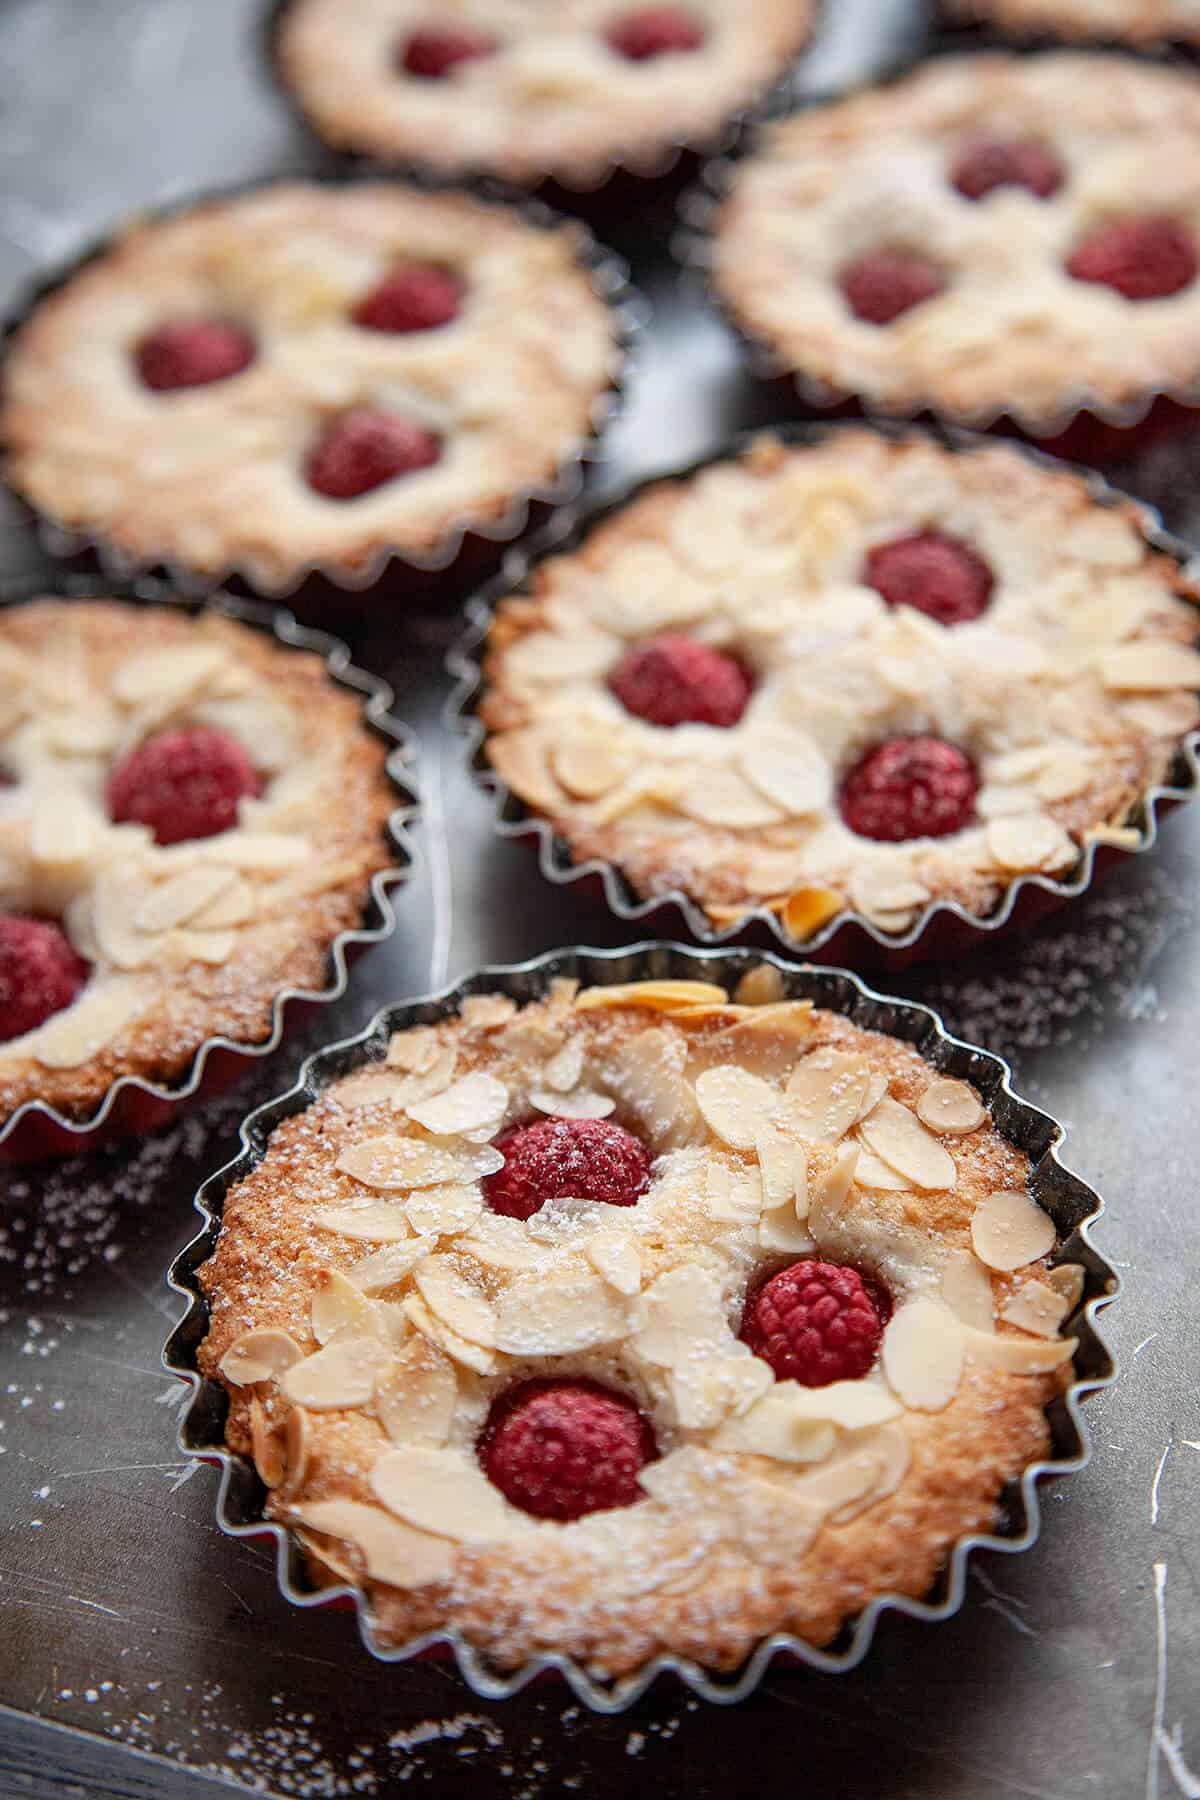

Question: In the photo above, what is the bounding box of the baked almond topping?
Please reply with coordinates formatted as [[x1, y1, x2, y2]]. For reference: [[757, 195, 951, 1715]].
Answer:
[[201, 978, 1082, 1676]]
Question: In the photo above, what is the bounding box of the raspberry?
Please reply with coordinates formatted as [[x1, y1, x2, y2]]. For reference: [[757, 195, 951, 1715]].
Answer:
[[135, 320, 256, 391], [606, 7, 706, 59], [399, 24, 498, 77], [865, 531, 994, 626], [484, 1116, 651, 1221], [740, 1260, 887, 1388], [0, 917, 89, 1043], [480, 1378, 657, 1520], [108, 728, 263, 846], [609, 635, 752, 728], [840, 736, 979, 842], [352, 264, 462, 334], [1067, 217, 1197, 301], [306, 408, 441, 500], [840, 250, 946, 325], [950, 137, 1063, 202]]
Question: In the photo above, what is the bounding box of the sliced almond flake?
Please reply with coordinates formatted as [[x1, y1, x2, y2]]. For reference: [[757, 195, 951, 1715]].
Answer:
[[1097, 641, 1200, 693], [631, 1265, 731, 1369], [859, 1096, 957, 1191], [402, 1292, 497, 1375], [783, 1379, 903, 1432], [712, 1387, 838, 1464], [456, 1232, 543, 1275], [218, 1327, 304, 1388], [1121, 692, 1200, 738], [92, 868, 158, 970], [916, 1078, 986, 1136], [587, 765, 688, 824], [404, 1183, 484, 1237], [250, 1397, 286, 1489], [30, 787, 96, 868], [1000, 1278, 1072, 1339], [788, 1441, 889, 1522], [808, 1142, 860, 1239], [134, 864, 237, 934], [782, 885, 844, 940], [292, 1497, 454, 1588], [543, 1039, 584, 1093], [190, 874, 256, 930], [986, 813, 1075, 874], [584, 1232, 642, 1296], [1045, 1263, 1086, 1310], [1035, 752, 1096, 804], [405, 1072, 509, 1140], [847, 1147, 909, 1192], [881, 1298, 965, 1412], [694, 1065, 780, 1150], [977, 784, 1039, 821], [281, 1336, 388, 1410], [705, 1159, 765, 1223], [528, 1085, 615, 1120], [551, 736, 633, 799], [733, 963, 786, 1007], [575, 980, 728, 1014], [460, 994, 517, 1031], [282, 1406, 310, 1493], [311, 1269, 381, 1345], [754, 1122, 807, 1211], [855, 1073, 889, 1124], [487, 729, 564, 812], [331, 1071, 416, 1112], [413, 1257, 496, 1348], [335, 1134, 502, 1192], [1084, 823, 1142, 850], [784, 1052, 873, 1145], [113, 643, 229, 707], [971, 1189, 1056, 1272], [849, 870, 931, 922], [961, 1326, 1077, 1374], [347, 1237, 433, 1294], [758, 1203, 816, 1254], [385, 1025, 442, 1071], [168, 927, 235, 968], [195, 832, 308, 872], [606, 1025, 706, 1151], [32, 979, 147, 1069], [372, 1445, 529, 1544], [312, 1201, 412, 1243], [494, 1266, 630, 1355], [504, 627, 618, 685], [385, 1047, 459, 1111], [740, 739, 830, 818], [940, 1248, 995, 1332], [375, 1338, 458, 1447], [670, 1353, 774, 1431], [679, 765, 785, 830]]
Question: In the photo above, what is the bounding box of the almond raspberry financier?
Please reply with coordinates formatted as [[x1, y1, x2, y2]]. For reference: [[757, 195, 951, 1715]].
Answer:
[[477, 430, 1200, 941], [198, 974, 1084, 1678], [709, 55, 1200, 445], [0, 182, 622, 592], [0, 600, 395, 1127], [944, 0, 1200, 44], [274, 0, 817, 188]]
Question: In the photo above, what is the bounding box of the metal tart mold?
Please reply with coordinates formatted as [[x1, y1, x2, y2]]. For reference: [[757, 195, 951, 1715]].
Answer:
[[163, 940, 1118, 1711], [263, 0, 824, 201], [675, 57, 1200, 456], [0, 170, 645, 603], [0, 572, 418, 1161], [447, 419, 1200, 969]]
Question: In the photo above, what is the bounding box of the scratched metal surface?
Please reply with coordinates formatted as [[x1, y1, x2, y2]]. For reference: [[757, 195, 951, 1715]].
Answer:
[[0, 1, 1198, 1796]]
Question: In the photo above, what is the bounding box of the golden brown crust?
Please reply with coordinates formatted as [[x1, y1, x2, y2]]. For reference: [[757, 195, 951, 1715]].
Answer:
[[0, 183, 621, 591], [275, 0, 817, 187], [477, 430, 1200, 935], [198, 979, 1078, 1678], [712, 54, 1200, 429], [0, 600, 397, 1123]]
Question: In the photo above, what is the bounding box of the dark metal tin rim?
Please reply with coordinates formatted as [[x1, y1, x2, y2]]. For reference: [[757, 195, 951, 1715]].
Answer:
[[0, 570, 419, 1150], [674, 44, 1200, 438], [162, 940, 1119, 1713], [0, 168, 647, 598], [261, 0, 826, 197], [445, 416, 1200, 963]]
